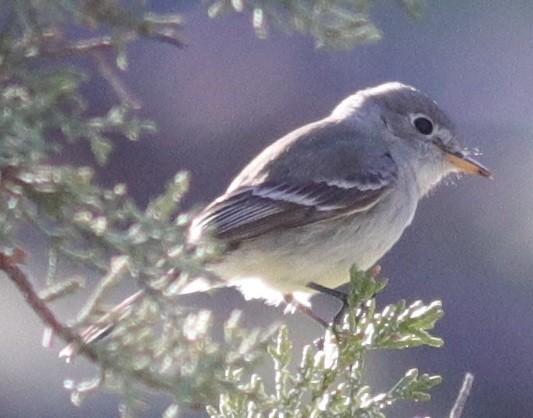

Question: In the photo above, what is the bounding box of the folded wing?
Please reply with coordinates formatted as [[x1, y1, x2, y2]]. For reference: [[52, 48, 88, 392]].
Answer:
[[192, 173, 394, 244], [190, 118, 399, 244]]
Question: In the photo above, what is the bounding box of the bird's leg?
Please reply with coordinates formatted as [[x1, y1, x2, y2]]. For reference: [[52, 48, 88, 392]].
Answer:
[[306, 282, 349, 327], [283, 294, 329, 329], [307, 266, 383, 326]]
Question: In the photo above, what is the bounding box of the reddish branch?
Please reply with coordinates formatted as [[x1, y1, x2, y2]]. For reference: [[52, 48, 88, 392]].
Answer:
[[0, 251, 181, 393], [0, 251, 98, 362]]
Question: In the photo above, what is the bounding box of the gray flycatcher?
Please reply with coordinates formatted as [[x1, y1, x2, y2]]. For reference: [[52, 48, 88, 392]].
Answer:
[[189, 81, 491, 307]]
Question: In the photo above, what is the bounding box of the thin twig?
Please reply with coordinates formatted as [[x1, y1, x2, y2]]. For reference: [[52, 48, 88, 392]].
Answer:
[[38, 35, 117, 57], [92, 51, 141, 109], [33, 28, 184, 59], [449, 373, 474, 418], [147, 27, 187, 48]]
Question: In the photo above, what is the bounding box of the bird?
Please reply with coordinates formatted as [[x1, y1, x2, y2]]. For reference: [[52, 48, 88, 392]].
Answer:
[[188, 81, 491, 311], [60, 82, 491, 356]]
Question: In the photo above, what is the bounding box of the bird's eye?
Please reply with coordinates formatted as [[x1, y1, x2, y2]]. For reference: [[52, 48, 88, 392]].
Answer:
[[413, 116, 434, 135]]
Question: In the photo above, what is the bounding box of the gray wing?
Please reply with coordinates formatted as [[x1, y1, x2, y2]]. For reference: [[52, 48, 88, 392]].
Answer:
[[191, 118, 398, 244]]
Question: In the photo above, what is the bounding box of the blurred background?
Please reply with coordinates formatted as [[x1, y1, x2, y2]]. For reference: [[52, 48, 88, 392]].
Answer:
[[1, 0, 533, 416]]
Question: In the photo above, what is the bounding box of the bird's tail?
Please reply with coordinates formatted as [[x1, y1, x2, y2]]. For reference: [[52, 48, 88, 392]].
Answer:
[[59, 273, 224, 360]]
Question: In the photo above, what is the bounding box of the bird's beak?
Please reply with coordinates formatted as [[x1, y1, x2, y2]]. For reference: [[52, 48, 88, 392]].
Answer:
[[444, 150, 493, 178]]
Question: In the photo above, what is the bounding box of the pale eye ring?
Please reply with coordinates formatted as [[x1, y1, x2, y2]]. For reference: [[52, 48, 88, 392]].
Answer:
[[411, 114, 434, 136]]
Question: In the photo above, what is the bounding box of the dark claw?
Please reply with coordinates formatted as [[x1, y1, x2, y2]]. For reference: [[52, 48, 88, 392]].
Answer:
[[307, 282, 349, 327]]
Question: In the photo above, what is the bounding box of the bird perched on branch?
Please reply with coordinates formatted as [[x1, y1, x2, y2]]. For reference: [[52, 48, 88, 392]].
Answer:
[[61, 82, 491, 356], [189, 82, 491, 310]]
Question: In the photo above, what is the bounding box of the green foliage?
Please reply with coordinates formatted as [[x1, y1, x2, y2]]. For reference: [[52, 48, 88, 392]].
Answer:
[[207, 269, 442, 417], [63, 309, 278, 410], [205, 0, 426, 49], [0, 1, 446, 417], [0, 0, 170, 247], [345, 268, 443, 350]]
